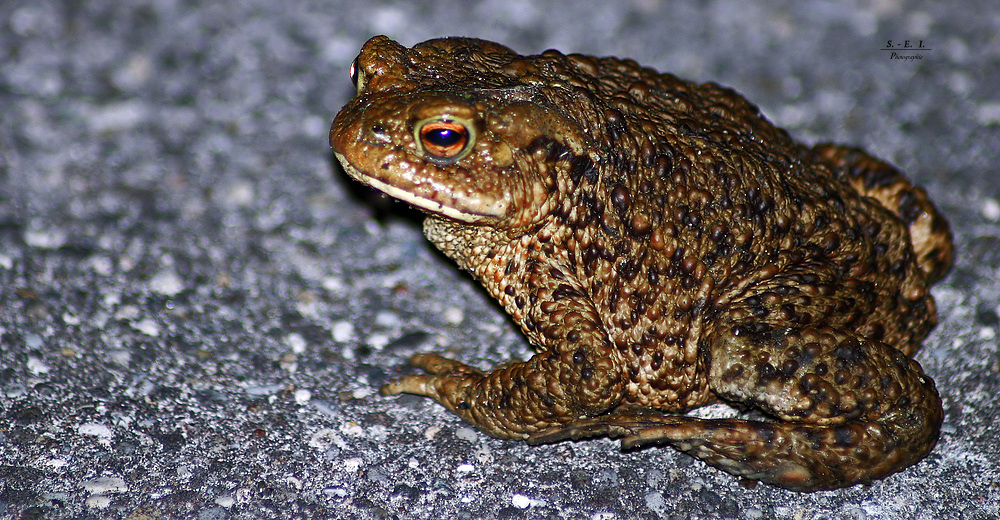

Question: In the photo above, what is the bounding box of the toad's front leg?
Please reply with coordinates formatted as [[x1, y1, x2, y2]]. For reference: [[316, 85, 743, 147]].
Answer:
[[380, 311, 625, 439], [531, 323, 942, 491]]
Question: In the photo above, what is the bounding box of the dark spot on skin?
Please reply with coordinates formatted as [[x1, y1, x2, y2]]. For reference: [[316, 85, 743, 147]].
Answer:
[[611, 186, 630, 211], [834, 425, 857, 447], [604, 108, 628, 144], [722, 364, 745, 383], [780, 359, 799, 380], [799, 373, 820, 392], [756, 362, 777, 384], [629, 212, 653, 236], [674, 205, 689, 226], [580, 366, 594, 380], [975, 307, 1000, 327], [610, 152, 636, 178], [796, 272, 820, 285], [834, 340, 864, 365], [864, 221, 882, 237], [821, 233, 841, 255], [686, 210, 703, 229], [651, 351, 663, 371], [780, 303, 800, 323], [810, 381, 832, 403], [553, 283, 585, 301], [852, 368, 872, 390], [608, 285, 621, 313], [671, 246, 686, 264], [618, 259, 641, 281], [647, 266, 660, 287], [573, 349, 587, 364], [773, 284, 795, 296], [524, 316, 537, 332], [897, 191, 923, 225], [709, 224, 727, 242], [856, 162, 897, 189], [629, 300, 646, 325], [655, 153, 673, 178], [867, 323, 886, 341], [813, 212, 829, 231]]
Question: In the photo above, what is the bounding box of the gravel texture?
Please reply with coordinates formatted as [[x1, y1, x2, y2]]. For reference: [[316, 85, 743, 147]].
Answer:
[[1, 1, 998, 519]]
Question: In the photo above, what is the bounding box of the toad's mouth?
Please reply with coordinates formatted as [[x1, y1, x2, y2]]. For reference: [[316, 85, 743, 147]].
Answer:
[[334, 152, 507, 224]]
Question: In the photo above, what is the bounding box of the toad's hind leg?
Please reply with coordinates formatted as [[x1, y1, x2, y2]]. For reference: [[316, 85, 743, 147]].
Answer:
[[531, 324, 942, 491], [810, 143, 953, 284]]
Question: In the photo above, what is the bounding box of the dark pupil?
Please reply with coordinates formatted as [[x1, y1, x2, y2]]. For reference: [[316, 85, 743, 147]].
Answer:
[[425, 128, 463, 147]]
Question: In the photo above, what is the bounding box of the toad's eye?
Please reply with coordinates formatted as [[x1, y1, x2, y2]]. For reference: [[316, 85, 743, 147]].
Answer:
[[349, 57, 360, 88], [417, 119, 473, 163]]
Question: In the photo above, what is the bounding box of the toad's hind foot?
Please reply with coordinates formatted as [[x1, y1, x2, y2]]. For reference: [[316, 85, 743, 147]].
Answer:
[[611, 416, 895, 491], [530, 412, 933, 492], [528, 414, 835, 489]]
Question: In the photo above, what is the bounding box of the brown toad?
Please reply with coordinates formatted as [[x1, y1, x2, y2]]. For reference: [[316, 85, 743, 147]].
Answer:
[[329, 35, 953, 491]]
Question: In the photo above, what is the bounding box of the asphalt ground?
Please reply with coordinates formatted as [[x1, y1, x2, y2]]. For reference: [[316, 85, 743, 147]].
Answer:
[[1, 1, 998, 518]]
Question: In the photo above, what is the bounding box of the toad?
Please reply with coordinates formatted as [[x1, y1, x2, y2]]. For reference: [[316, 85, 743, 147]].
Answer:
[[330, 36, 953, 491]]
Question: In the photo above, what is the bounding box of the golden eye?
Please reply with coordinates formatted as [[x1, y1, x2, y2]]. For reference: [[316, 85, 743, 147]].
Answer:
[[418, 119, 472, 163]]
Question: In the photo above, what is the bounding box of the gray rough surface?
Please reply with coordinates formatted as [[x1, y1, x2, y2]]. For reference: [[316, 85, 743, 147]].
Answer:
[[1, 0, 998, 518]]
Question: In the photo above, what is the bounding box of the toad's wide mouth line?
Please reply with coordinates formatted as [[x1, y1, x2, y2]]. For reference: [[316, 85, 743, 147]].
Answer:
[[334, 152, 502, 223]]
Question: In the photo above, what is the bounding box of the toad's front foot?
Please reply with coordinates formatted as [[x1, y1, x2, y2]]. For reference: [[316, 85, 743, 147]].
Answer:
[[380, 342, 625, 440], [380, 353, 483, 397]]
